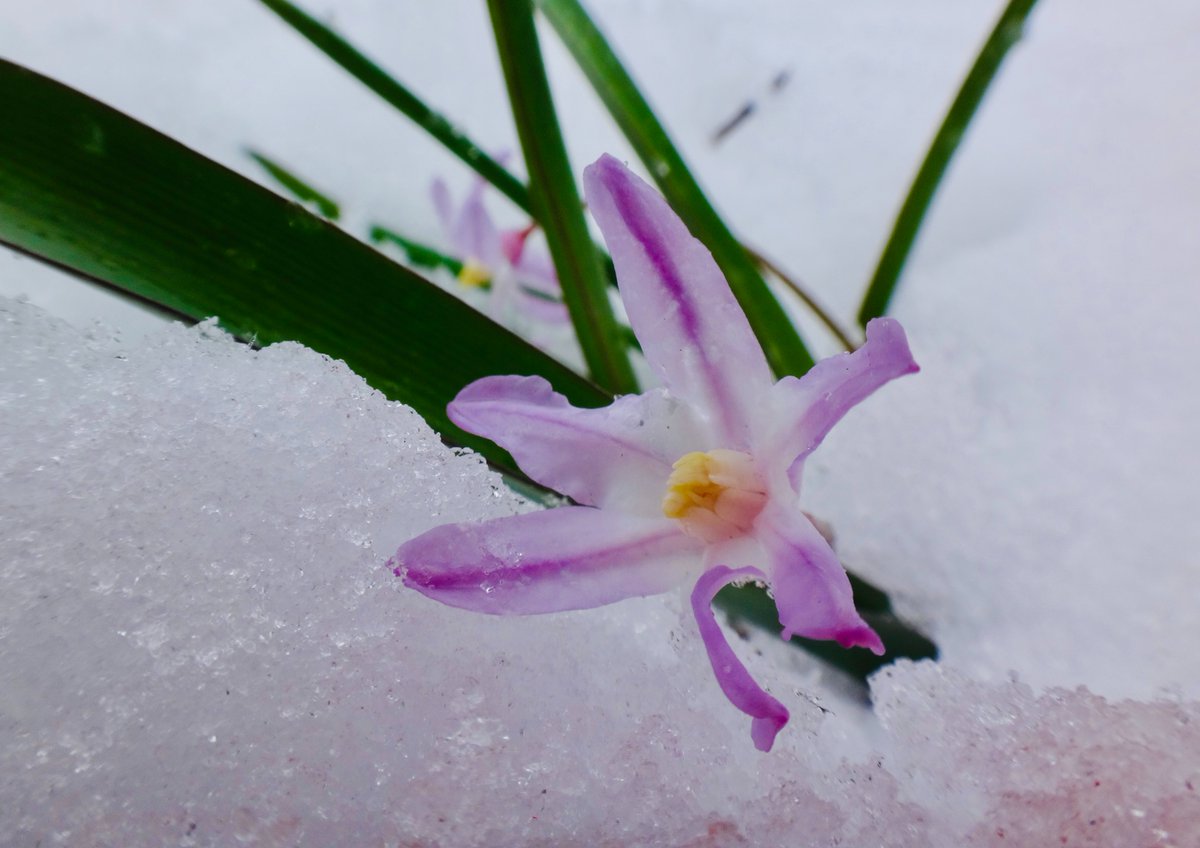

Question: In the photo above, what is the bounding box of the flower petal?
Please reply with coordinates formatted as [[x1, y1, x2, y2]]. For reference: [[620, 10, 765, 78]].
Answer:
[[431, 176, 500, 265], [448, 375, 705, 513], [510, 241, 560, 296], [395, 507, 700, 614], [765, 317, 918, 470], [507, 240, 569, 323], [582, 154, 772, 448], [431, 178, 455, 236], [754, 502, 884, 654], [691, 564, 790, 752], [515, 292, 570, 324]]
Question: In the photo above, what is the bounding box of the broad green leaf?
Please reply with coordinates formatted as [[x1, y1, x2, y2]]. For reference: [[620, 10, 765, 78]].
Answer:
[[537, 0, 816, 377], [0, 60, 609, 476]]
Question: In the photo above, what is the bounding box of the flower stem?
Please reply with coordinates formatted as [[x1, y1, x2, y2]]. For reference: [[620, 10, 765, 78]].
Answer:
[[536, 0, 816, 378], [746, 246, 860, 352], [487, 0, 639, 395], [856, 0, 1041, 326]]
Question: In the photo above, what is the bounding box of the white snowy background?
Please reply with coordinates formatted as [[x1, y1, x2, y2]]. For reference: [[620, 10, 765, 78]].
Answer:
[[2, 1, 1198, 844]]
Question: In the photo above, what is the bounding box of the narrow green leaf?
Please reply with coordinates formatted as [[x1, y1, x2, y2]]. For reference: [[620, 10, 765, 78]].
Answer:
[[370, 224, 464, 275], [856, 0, 1040, 326], [255, 0, 532, 215], [537, 0, 815, 377], [0, 60, 609, 476], [487, 0, 639, 396], [248, 149, 341, 220], [255, 0, 625, 294]]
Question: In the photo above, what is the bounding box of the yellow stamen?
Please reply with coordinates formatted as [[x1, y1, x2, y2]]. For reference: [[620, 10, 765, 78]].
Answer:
[[662, 449, 767, 542], [662, 451, 723, 518], [457, 259, 492, 288]]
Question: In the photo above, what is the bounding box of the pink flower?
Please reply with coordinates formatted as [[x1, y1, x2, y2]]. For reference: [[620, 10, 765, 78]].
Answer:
[[396, 155, 918, 751], [431, 174, 567, 323]]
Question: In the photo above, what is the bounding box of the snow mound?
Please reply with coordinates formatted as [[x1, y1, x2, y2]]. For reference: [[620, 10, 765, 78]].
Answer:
[[1, 297, 1196, 846]]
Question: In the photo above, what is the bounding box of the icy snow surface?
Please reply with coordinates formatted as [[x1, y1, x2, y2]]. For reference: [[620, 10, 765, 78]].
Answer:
[[3, 300, 1197, 846], [2, 0, 1200, 844]]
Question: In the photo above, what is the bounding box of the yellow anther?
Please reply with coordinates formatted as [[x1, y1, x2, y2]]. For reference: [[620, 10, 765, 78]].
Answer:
[[662, 451, 723, 518], [662, 449, 766, 542], [457, 259, 492, 288]]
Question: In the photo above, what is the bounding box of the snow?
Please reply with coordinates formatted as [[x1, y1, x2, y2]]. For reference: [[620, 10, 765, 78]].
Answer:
[[2, 0, 1199, 844]]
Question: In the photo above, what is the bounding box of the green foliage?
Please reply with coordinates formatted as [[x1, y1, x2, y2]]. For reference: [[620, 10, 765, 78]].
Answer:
[[857, 0, 1041, 325], [0, 60, 608, 479], [248, 150, 341, 220], [255, 0, 531, 214], [538, 0, 816, 377], [487, 0, 639, 395]]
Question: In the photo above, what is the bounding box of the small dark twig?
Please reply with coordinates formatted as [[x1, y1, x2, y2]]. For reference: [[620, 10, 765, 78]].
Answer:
[[711, 102, 756, 145]]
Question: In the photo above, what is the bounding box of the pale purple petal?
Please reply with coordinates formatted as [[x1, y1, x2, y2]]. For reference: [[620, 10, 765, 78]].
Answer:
[[754, 501, 884, 654], [482, 267, 519, 322], [395, 507, 700, 614], [452, 177, 502, 264], [582, 154, 772, 449], [691, 565, 790, 752], [514, 291, 570, 324], [505, 237, 569, 323], [430, 178, 455, 237], [448, 375, 706, 513], [510, 241, 560, 296], [765, 317, 918, 471]]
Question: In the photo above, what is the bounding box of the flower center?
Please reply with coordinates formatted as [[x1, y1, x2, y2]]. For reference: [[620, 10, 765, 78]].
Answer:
[[661, 449, 767, 542], [457, 259, 492, 288]]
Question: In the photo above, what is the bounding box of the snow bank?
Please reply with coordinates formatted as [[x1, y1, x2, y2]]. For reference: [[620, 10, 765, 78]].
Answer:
[[2, 298, 1195, 846]]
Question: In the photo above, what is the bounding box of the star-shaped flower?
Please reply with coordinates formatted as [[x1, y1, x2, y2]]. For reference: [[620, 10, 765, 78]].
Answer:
[[432, 173, 566, 323], [396, 155, 918, 751]]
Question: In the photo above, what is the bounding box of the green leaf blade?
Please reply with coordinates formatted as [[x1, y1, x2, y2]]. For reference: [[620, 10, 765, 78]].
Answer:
[[856, 0, 1040, 326], [538, 0, 816, 377], [255, 0, 532, 215], [488, 0, 639, 395], [0, 60, 608, 474]]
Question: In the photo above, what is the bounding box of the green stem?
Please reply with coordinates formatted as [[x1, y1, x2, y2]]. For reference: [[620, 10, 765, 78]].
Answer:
[[487, 0, 639, 395], [856, 0, 1040, 326], [537, 0, 815, 377], [255, 0, 531, 215], [746, 245, 860, 352]]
